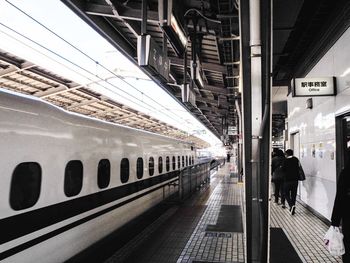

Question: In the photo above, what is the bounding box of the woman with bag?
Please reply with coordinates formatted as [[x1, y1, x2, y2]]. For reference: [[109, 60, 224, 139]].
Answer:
[[271, 149, 286, 206], [329, 148, 350, 261]]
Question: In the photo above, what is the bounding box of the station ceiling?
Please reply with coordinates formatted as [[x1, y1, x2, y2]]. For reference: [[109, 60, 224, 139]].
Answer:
[[2, 0, 349, 146], [61, 0, 350, 143]]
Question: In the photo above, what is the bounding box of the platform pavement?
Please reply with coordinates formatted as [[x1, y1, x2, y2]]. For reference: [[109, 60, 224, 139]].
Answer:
[[105, 161, 245, 263], [270, 198, 343, 263], [105, 160, 338, 263]]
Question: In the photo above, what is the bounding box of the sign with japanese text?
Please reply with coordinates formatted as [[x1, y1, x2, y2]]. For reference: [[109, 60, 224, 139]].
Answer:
[[227, 126, 237, 136], [292, 77, 336, 97], [137, 35, 170, 82]]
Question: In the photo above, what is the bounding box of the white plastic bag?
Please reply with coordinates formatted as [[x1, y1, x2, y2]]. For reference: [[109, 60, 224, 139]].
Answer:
[[324, 226, 345, 256]]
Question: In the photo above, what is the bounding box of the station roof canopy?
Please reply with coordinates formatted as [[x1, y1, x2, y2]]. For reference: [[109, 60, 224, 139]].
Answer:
[[0, 49, 210, 148], [61, 0, 350, 143], [63, 0, 241, 141]]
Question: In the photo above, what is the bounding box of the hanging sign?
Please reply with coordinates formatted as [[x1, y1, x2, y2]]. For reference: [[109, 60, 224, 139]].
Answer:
[[292, 77, 336, 97], [137, 35, 170, 81], [227, 126, 237, 136]]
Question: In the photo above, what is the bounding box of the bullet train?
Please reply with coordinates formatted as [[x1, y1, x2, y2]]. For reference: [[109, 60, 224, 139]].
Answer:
[[0, 88, 195, 262]]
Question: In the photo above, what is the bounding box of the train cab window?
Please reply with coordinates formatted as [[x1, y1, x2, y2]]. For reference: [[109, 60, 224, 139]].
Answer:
[[178, 156, 181, 168], [149, 157, 154, 176], [10, 162, 41, 210], [166, 156, 170, 172], [120, 158, 129, 183], [137, 157, 144, 179], [182, 156, 185, 167], [186, 156, 188, 166], [64, 160, 83, 197], [158, 156, 163, 174], [98, 159, 110, 189], [172, 156, 176, 170]]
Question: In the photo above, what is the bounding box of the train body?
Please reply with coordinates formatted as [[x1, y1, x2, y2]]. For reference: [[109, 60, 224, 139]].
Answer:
[[0, 89, 195, 262]]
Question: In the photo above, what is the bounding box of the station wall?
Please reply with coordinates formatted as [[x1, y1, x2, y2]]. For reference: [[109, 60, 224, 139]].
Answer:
[[287, 27, 350, 220]]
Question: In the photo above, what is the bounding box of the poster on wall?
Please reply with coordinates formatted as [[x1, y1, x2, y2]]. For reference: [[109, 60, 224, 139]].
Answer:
[[319, 143, 324, 158], [292, 77, 336, 97]]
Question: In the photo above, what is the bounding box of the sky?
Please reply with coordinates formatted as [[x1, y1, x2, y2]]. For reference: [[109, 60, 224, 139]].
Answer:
[[0, 0, 223, 146]]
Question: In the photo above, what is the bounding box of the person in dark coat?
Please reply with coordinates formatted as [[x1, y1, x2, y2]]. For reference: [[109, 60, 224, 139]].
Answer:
[[331, 148, 350, 262], [271, 149, 286, 206], [282, 149, 301, 215]]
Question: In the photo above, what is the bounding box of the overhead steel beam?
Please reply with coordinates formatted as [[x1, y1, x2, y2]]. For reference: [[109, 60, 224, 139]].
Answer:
[[67, 98, 99, 110], [0, 63, 35, 78], [0, 76, 41, 91], [62, 0, 136, 59], [0, 53, 22, 68], [217, 14, 238, 19], [201, 84, 228, 95], [197, 105, 219, 112], [224, 61, 240, 65], [218, 36, 240, 41], [85, 3, 159, 24], [169, 56, 227, 74], [200, 98, 228, 107]]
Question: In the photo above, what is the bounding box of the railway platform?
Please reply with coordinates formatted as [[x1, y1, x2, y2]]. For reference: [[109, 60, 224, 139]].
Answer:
[[99, 162, 341, 263], [105, 161, 244, 263]]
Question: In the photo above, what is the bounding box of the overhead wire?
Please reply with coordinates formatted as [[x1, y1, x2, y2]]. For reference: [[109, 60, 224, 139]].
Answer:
[[0, 23, 155, 111], [184, 8, 221, 24], [3, 1, 194, 127], [2, 0, 196, 131], [0, 25, 156, 115]]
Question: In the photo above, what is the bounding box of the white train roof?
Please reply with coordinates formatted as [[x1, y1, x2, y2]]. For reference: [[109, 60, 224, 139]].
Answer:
[[0, 50, 208, 148]]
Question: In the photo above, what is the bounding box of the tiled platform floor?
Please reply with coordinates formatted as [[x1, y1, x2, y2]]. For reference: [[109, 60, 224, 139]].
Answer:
[[177, 164, 245, 263], [106, 162, 245, 263], [270, 199, 343, 262], [105, 161, 341, 263]]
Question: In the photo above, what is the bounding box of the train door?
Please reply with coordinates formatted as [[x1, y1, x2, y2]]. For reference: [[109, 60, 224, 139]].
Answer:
[[336, 114, 350, 178], [290, 132, 301, 196]]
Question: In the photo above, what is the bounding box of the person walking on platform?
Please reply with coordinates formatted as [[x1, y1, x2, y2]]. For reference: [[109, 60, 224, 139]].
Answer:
[[271, 149, 286, 207], [331, 148, 350, 262], [282, 149, 301, 215]]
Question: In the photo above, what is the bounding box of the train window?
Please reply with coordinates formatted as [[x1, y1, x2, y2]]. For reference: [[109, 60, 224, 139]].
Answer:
[[64, 160, 83, 197], [172, 156, 176, 170], [192, 156, 194, 164], [186, 156, 188, 166], [137, 157, 144, 179], [166, 156, 170, 172], [10, 162, 41, 210], [149, 157, 154, 176], [182, 156, 185, 167], [98, 159, 110, 189], [158, 156, 163, 174], [178, 156, 181, 168], [120, 158, 129, 183], [189, 156, 191, 165]]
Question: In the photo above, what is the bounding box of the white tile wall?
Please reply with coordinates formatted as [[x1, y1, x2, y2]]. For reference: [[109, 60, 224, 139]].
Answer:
[[287, 27, 350, 220]]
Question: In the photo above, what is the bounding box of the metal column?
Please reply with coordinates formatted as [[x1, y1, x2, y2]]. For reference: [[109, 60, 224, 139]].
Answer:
[[239, 0, 253, 261], [239, 0, 272, 261], [260, 0, 272, 261]]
